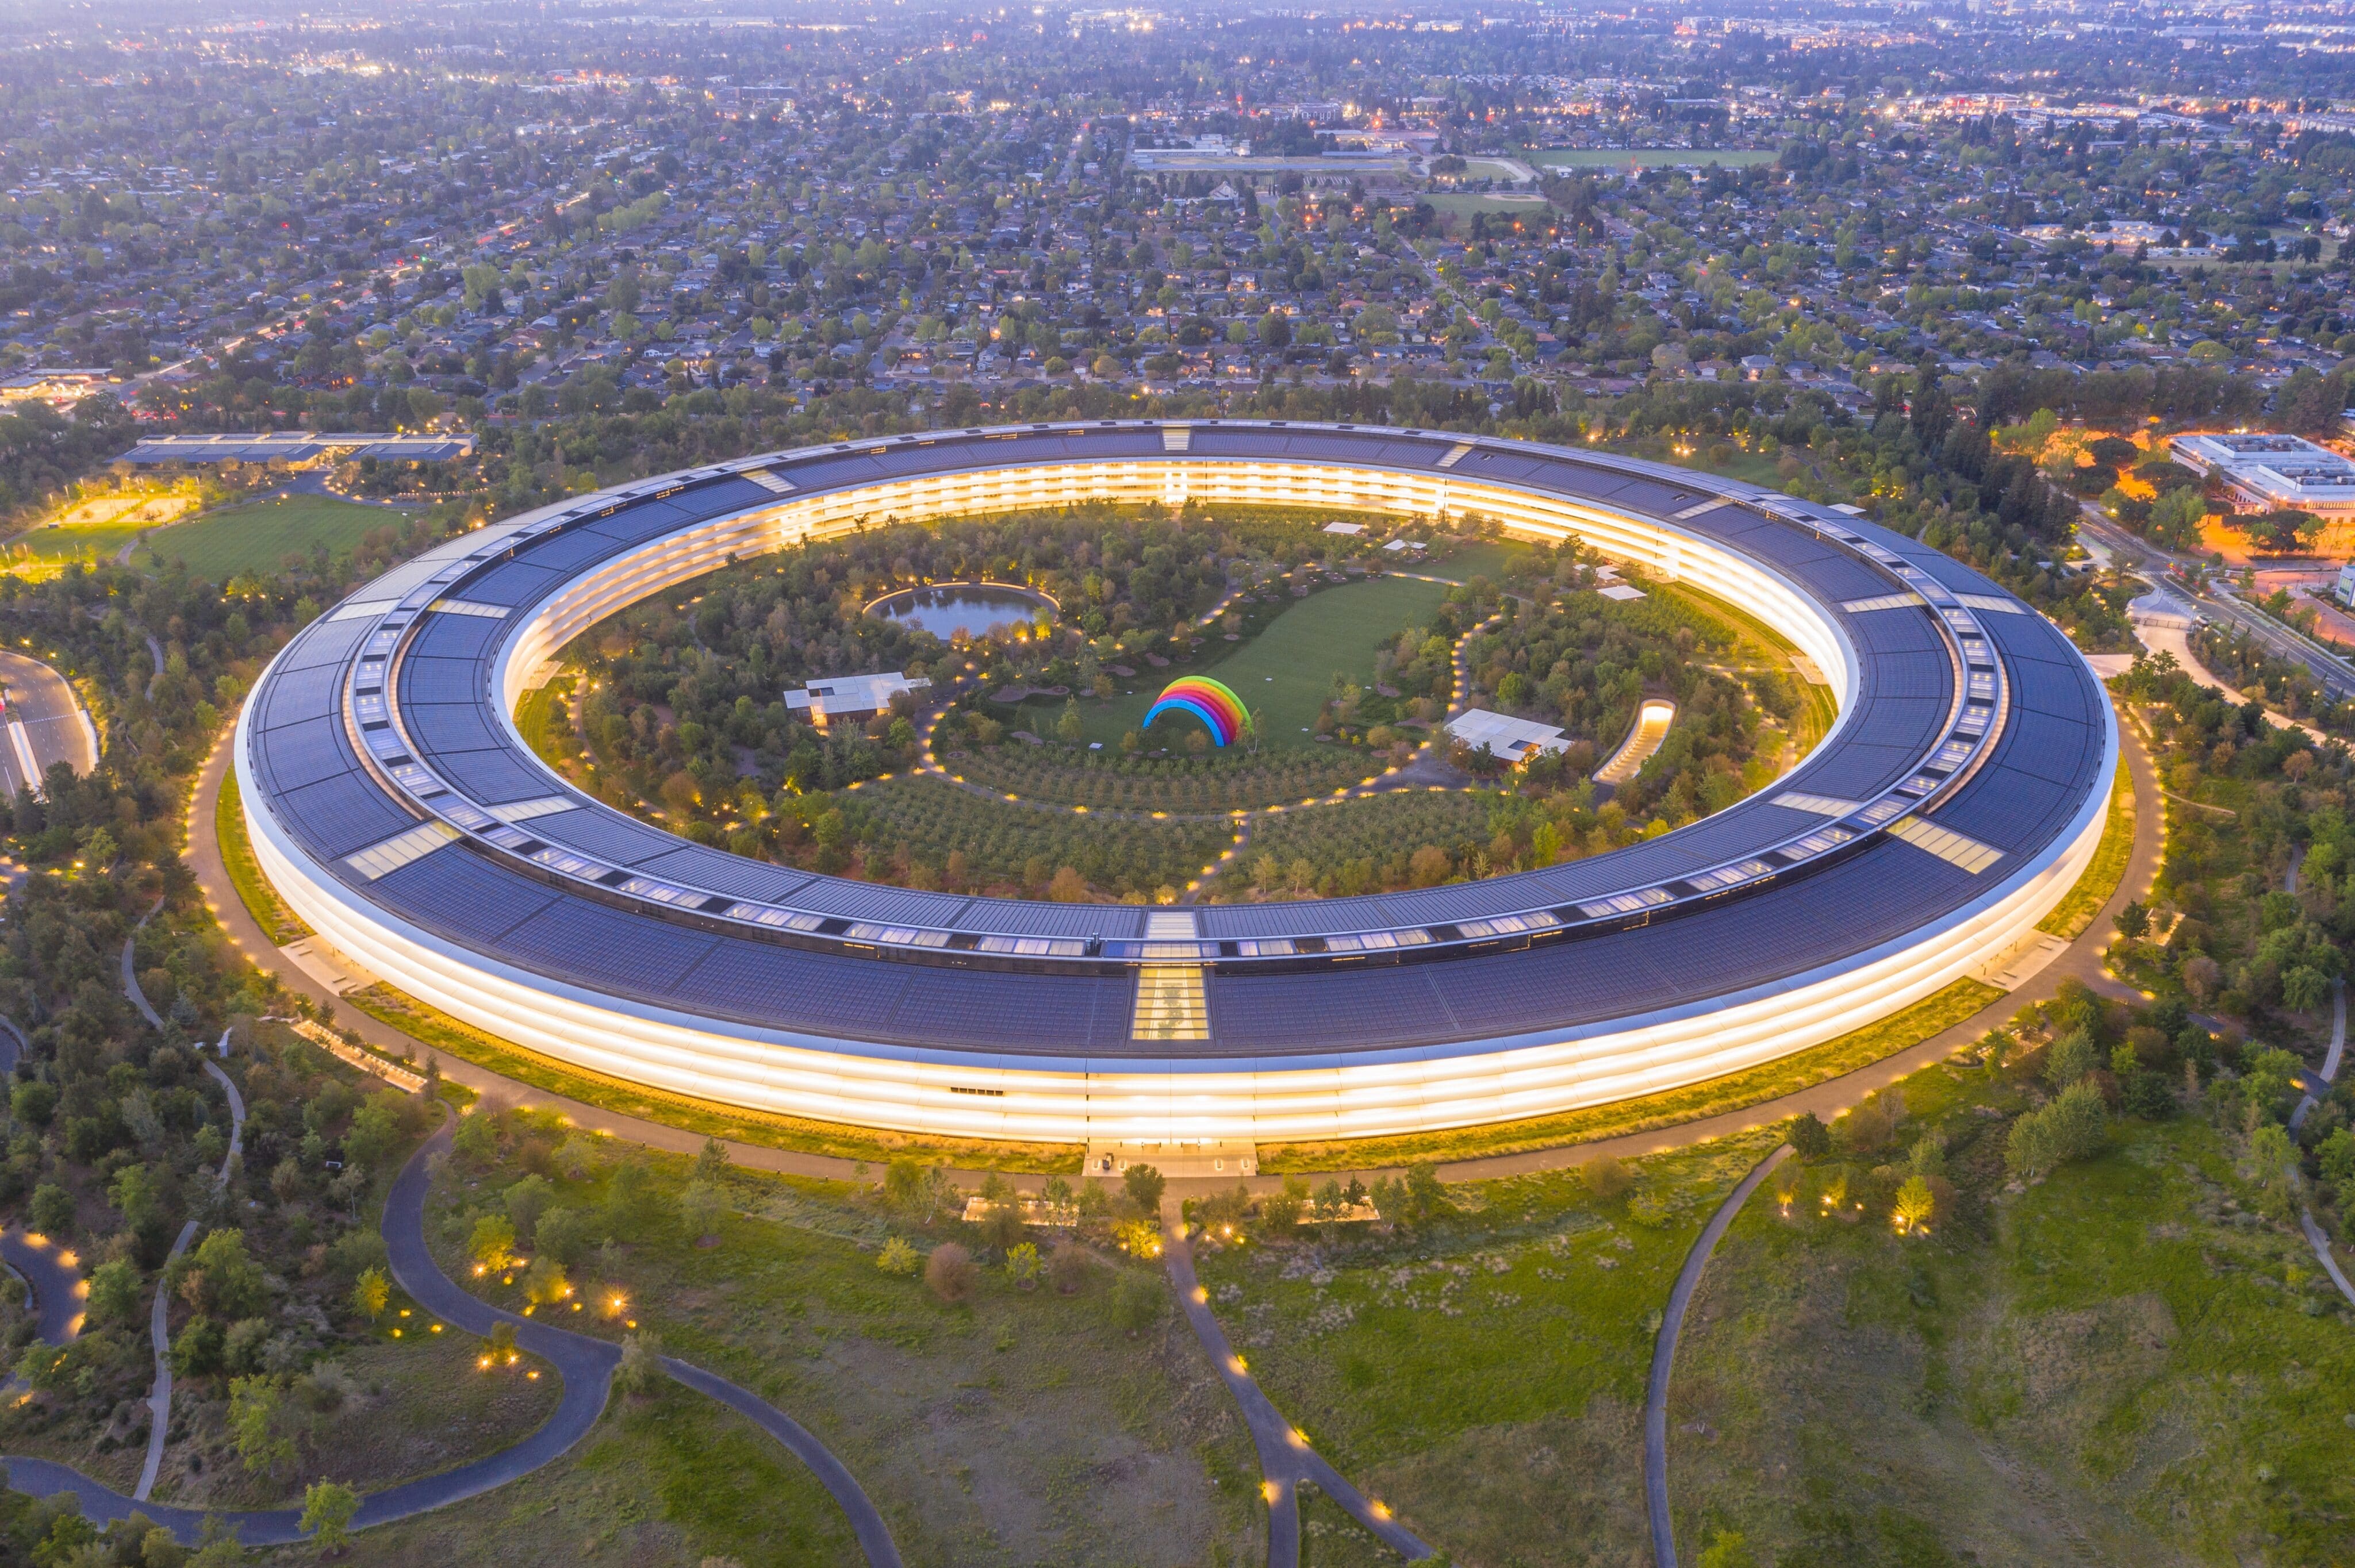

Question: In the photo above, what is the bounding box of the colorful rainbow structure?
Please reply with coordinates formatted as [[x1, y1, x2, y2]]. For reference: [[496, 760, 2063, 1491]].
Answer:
[[1142, 675, 1252, 747]]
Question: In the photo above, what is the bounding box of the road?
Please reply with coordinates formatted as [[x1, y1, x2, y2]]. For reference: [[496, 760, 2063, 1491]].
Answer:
[[2077, 508, 2355, 702], [0, 649, 96, 800]]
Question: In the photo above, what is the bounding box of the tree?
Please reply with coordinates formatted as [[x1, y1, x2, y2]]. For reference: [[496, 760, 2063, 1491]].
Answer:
[[229, 1374, 294, 1478], [2112, 900, 2149, 941], [2285, 964, 2333, 1014], [1787, 1113, 1831, 1159], [615, 1330, 665, 1395], [882, 1157, 928, 1220], [1047, 865, 1090, 902], [503, 1175, 554, 1244], [2044, 1029, 2099, 1088], [28, 1182, 72, 1236], [300, 1480, 359, 1551], [1056, 698, 1084, 743], [693, 1135, 729, 1183], [469, 1213, 518, 1275], [2319, 1128, 2355, 1191], [926, 1242, 977, 1303], [1005, 1242, 1042, 1289], [86, 1258, 141, 1324], [351, 1266, 390, 1321], [186, 1229, 266, 1319], [877, 1237, 921, 1276], [1123, 1163, 1165, 1216], [678, 1179, 727, 1244], [1405, 1163, 1445, 1219], [1893, 1175, 1935, 1234]]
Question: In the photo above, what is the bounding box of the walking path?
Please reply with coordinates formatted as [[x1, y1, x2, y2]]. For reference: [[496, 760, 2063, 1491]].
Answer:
[[122, 912, 248, 1501], [4, 1114, 902, 1558], [1643, 1145, 1792, 1568], [1160, 1212, 1433, 1567]]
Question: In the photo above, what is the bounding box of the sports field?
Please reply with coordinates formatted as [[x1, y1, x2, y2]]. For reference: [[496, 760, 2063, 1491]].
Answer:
[[1526, 148, 1777, 170], [0, 488, 201, 576], [1049, 574, 1452, 750], [141, 493, 401, 581]]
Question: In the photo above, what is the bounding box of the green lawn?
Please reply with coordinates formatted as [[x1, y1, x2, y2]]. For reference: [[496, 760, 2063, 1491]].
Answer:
[[1422, 192, 1555, 218], [1526, 148, 1778, 170], [1032, 575, 1450, 750], [428, 1122, 1264, 1566], [1191, 1133, 1781, 1563], [145, 494, 404, 581], [1672, 1071, 2355, 1565]]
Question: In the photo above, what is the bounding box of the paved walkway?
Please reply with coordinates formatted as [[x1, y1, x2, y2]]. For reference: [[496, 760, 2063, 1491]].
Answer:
[[123, 909, 252, 1500], [1161, 1213, 1433, 1567], [1643, 1145, 1791, 1568]]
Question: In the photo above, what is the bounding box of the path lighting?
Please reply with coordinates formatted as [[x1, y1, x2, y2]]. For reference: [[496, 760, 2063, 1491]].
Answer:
[[1262, 1481, 1281, 1504]]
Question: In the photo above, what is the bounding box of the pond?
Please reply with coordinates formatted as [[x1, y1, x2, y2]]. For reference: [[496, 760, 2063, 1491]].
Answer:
[[865, 582, 1056, 641]]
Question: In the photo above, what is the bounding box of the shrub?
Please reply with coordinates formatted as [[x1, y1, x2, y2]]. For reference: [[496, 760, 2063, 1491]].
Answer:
[[614, 1330, 665, 1394], [535, 1206, 596, 1268], [1578, 1155, 1631, 1201], [2006, 1081, 2108, 1181], [1048, 1239, 1093, 1294], [1006, 1242, 1042, 1289], [1113, 1270, 1164, 1334], [877, 1237, 921, 1275], [977, 1202, 1027, 1253], [926, 1242, 977, 1303], [171, 1314, 225, 1378], [1259, 1177, 1309, 1235], [523, 1256, 570, 1308]]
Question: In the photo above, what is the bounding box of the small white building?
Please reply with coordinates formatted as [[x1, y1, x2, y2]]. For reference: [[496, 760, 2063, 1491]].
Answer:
[[1445, 708, 1569, 767], [784, 671, 930, 729], [2169, 432, 2355, 519]]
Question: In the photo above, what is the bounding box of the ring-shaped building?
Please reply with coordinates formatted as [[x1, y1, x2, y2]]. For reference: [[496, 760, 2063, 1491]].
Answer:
[[236, 421, 2115, 1147]]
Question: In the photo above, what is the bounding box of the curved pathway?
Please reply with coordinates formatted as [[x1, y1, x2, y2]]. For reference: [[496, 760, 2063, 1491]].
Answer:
[[1643, 1144, 1791, 1568], [5, 1117, 902, 1559], [122, 918, 249, 1501], [1161, 1213, 1433, 1567], [0, 1232, 85, 1349]]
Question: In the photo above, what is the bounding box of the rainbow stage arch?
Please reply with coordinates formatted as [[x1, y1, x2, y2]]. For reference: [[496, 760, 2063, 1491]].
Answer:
[[1142, 675, 1252, 747]]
